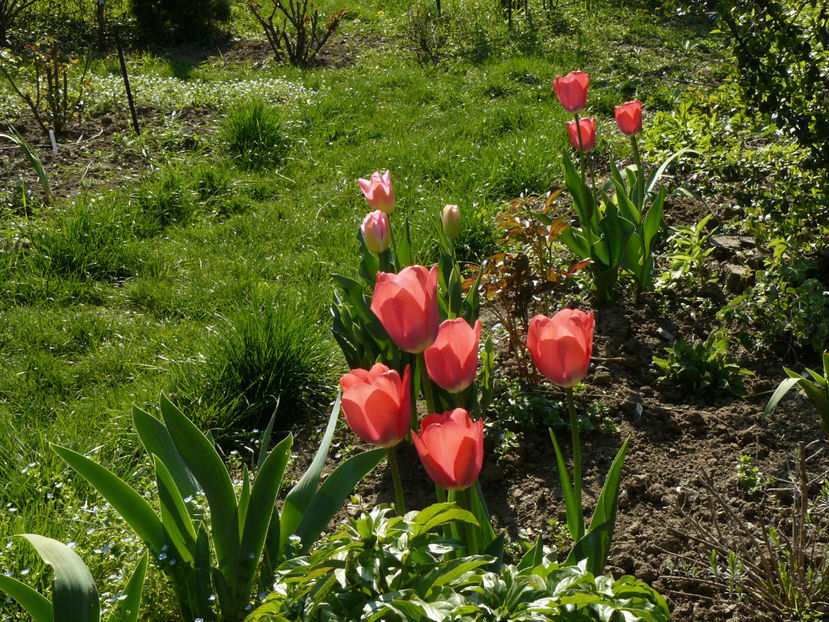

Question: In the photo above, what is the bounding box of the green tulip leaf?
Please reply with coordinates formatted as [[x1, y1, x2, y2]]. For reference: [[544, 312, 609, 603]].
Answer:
[[19, 534, 99, 622], [0, 574, 53, 622], [133, 405, 198, 501], [107, 551, 148, 622]]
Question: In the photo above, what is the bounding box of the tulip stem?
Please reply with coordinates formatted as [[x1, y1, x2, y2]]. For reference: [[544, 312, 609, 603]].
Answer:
[[386, 446, 406, 516], [566, 387, 582, 509], [630, 134, 644, 206], [418, 352, 437, 415], [575, 113, 586, 185], [456, 486, 481, 554]]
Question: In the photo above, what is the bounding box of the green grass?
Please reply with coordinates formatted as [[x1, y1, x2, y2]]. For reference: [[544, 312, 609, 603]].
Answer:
[[0, 1, 720, 618]]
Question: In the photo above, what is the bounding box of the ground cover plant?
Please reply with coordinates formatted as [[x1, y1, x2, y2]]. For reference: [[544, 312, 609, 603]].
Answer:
[[0, 0, 827, 620]]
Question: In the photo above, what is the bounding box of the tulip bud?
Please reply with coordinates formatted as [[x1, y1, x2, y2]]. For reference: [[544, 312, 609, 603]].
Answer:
[[615, 100, 643, 135], [567, 117, 596, 153], [527, 309, 594, 388], [360, 210, 391, 254], [441, 204, 461, 239]]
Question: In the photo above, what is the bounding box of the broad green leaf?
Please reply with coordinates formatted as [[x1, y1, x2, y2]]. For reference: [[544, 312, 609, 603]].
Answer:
[[295, 448, 386, 554], [193, 525, 213, 619], [559, 227, 591, 261], [0, 574, 53, 622], [237, 434, 292, 599], [255, 410, 279, 472], [133, 405, 198, 501], [107, 551, 148, 622], [52, 445, 167, 553], [237, 465, 251, 534], [413, 504, 479, 536], [395, 218, 414, 268], [548, 429, 583, 542], [642, 187, 666, 252], [517, 536, 544, 572], [159, 394, 240, 576], [19, 535, 99, 622], [280, 393, 341, 556], [154, 457, 196, 565], [427, 557, 491, 592]]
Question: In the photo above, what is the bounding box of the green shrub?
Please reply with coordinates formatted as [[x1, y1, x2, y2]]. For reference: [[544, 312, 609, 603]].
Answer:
[[221, 100, 290, 171], [130, 0, 231, 38], [173, 296, 339, 433]]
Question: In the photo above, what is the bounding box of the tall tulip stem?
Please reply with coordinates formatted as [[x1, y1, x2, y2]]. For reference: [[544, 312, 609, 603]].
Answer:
[[630, 134, 644, 205], [418, 352, 437, 415], [386, 446, 406, 516], [566, 387, 582, 507], [456, 486, 481, 554], [575, 113, 586, 185]]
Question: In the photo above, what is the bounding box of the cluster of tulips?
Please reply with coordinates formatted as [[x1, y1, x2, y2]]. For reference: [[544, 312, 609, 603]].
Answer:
[[553, 69, 644, 154], [339, 170, 597, 552]]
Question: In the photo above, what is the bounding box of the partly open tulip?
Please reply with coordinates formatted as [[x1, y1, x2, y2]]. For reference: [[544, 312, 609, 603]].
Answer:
[[425, 319, 481, 392], [361, 210, 391, 254], [527, 309, 594, 387], [412, 408, 484, 491], [340, 363, 411, 447], [371, 265, 439, 353], [615, 100, 643, 135], [553, 71, 589, 113], [358, 171, 395, 214], [567, 117, 596, 153]]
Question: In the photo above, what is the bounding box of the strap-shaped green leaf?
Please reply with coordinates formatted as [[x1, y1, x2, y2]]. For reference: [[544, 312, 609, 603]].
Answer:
[[763, 376, 802, 417], [237, 465, 251, 535], [107, 551, 148, 622], [295, 447, 386, 554], [237, 434, 293, 600], [52, 445, 167, 553], [517, 535, 544, 572], [280, 394, 342, 556], [642, 187, 666, 253], [646, 147, 694, 196], [154, 456, 196, 565], [548, 429, 583, 542], [133, 405, 198, 501], [193, 524, 213, 619], [584, 436, 631, 574], [0, 574, 53, 622], [159, 394, 240, 577], [19, 534, 99, 622]]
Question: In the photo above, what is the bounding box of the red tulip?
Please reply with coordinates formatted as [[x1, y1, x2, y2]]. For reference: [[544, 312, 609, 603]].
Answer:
[[527, 309, 594, 387], [371, 265, 439, 353], [615, 100, 643, 135], [567, 118, 596, 153], [361, 210, 391, 254], [425, 319, 481, 393], [340, 363, 411, 447], [412, 408, 484, 491], [553, 71, 589, 113], [358, 171, 395, 214]]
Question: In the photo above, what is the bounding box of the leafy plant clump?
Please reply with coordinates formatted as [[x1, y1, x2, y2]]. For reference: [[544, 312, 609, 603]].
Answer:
[[653, 331, 752, 398], [247, 503, 670, 622]]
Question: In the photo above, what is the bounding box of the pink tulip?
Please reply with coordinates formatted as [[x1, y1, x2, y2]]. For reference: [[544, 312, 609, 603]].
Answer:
[[361, 210, 391, 254], [553, 71, 589, 113], [412, 408, 484, 491], [615, 100, 643, 135], [358, 171, 395, 214], [527, 309, 594, 387], [425, 319, 481, 393], [340, 363, 411, 447], [567, 117, 596, 153], [371, 265, 439, 353]]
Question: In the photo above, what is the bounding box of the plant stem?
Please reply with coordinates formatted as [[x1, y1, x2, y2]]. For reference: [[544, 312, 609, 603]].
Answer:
[[630, 134, 644, 205], [575, 113, 586, 186], [386, 446, 406, 516], [456, 486, 481, 554], [566, 387, 582, 509], [418, 351, 436, 415]]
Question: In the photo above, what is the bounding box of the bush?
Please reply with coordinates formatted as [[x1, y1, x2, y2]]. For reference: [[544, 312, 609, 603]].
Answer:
[[716, 0, 829, 167], [220, 100, 291, 171], [173, 296, 339, 433], [129, 0, 231, 38]]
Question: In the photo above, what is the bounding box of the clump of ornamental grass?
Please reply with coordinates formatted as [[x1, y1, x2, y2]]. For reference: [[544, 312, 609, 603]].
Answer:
[[172, 294, 339, 434], [220, 99, 291, 170]]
